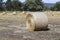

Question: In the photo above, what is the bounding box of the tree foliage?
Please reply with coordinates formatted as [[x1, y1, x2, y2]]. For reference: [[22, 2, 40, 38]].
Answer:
[[0, 0, 3, 11], [24, 0, 44, 11], [6, 0, 22, 11], [50, 1, 60, 11], [44, 6, 49, 11], [12, 0, 22, 11], [2, 0, 60, 11], [6, 0, 12, 11]]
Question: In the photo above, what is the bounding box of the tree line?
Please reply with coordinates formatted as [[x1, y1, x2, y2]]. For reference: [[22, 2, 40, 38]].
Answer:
[[0, 0, 60, 11]]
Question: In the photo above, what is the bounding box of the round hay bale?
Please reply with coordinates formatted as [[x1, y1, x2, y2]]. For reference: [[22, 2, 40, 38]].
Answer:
[[21, 11, 27, 14], [2, 12, 7, 15], [13, 11, 17, 15], [22, 11, 26, 14], [26, 12, 48, 31]]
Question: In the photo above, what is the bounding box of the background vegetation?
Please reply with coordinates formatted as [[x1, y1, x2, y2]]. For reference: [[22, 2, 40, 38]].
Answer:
[[0, 0, 60, 11]]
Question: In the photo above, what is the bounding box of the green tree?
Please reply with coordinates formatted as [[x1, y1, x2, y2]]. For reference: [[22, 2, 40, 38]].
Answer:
[[50, 1, 60, 11], [0, 0, 3, 11], [6, 0, 13, 11], [6, 0, 22, 11], [44, 6, 49, 11], [12, 0, 22, 11], [23, 0, 44, 11]]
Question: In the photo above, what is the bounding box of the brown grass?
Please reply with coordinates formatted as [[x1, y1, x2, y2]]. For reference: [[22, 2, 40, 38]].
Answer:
[[0, 11, 60, 40]]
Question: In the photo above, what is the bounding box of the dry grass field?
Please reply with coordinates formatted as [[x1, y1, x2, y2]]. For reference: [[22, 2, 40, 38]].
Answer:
[[0, 11, 60, 40]]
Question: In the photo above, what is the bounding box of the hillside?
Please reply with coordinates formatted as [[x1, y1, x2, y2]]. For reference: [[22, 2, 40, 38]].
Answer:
[[44, 3, 55, 8]]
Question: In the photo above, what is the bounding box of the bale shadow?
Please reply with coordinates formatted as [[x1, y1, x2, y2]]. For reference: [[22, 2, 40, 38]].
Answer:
[[34, 28, 50, 31]]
